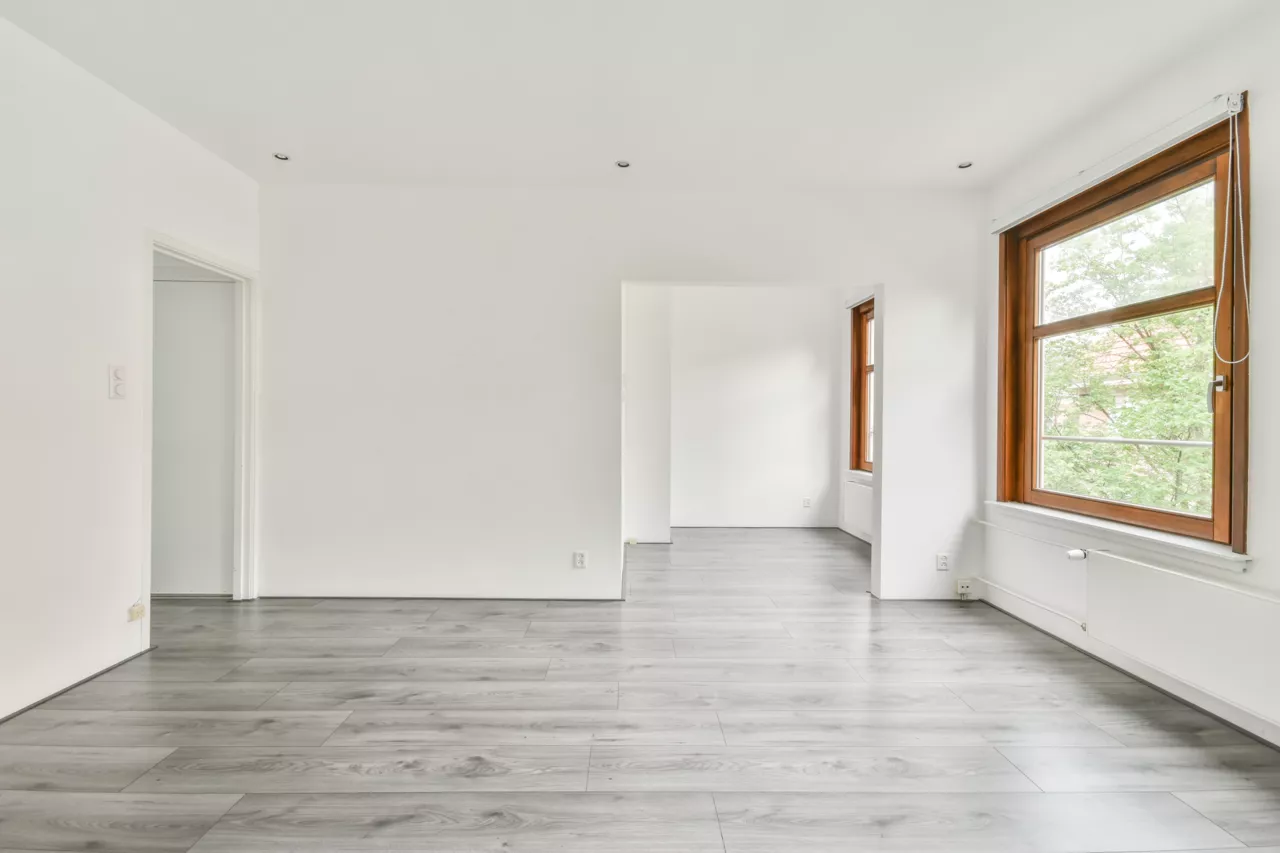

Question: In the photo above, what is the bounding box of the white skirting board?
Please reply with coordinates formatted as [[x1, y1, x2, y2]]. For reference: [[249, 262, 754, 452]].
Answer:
[[980, 523, 1280, 745]]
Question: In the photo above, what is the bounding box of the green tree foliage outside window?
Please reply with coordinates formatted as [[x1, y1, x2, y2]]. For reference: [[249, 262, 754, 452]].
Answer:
[[1038, 183, 1216, 516]]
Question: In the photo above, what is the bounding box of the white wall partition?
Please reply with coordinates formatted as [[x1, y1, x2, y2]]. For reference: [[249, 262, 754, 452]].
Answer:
[[622, 284, 672, 543], [0, 19, 258, 719], [670, 285, 841, 528], [875, 278, 986, 599], [260, 186, 981, 600], [979, 3, 1280, 741]]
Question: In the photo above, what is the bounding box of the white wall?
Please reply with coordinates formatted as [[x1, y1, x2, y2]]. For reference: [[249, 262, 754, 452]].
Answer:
[[259, 185, 981, 599], [875, 274, 986, 598], [0, 19, 258, 718], [622, 284, 672, 543], [152, 279, 236, 595], [670, 285, 841, 528], [979, 2, 1280, 741]]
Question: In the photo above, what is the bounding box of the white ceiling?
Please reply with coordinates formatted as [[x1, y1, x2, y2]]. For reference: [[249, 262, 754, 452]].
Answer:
[[1, 0, 1263, 189]]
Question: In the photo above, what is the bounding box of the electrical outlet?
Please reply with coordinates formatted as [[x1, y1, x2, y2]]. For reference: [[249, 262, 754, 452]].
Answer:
[[108, 365, 126, 400], [127, 601, 146, 622], [802, 497, 812, 508], [956, 578, 974, 600], [572, 551, 588, 570], [935, 553, 950, 572]]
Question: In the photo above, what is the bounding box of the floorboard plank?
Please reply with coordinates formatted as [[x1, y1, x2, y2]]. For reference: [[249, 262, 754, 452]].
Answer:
[[1000, 744, 1280, 792], [220, 657, 552, 681], [717, 710, 1122, 747], [1174, 788, 1280, 846], [40, 681, 288, 711], [850, 657, 1134, 683], [619, 682, 968, 711], [525, 622, 791, 639], [147, 637, 399, 658], [546, 658, 862, 683], [0, 710, 350, 747], [714, 791, 1242, 851], [0, 745, 173, 792], [325, 710, 726, 746], [95, 656, 250, 682], [673, 638, 964, 659], [1074, 707, 1254, 747], [0, 791, 241, 852], [263, 681, 619, 711], [588, 746, 1039, 792], [127, 746, 591, 793], [189, 792, 725, 851], [945, 682, 1189, 713], [385, 638, 676, 658], [252, 618, 533, 638]]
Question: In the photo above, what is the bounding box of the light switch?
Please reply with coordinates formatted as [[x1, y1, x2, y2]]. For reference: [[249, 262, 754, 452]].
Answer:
[[108, 365, 126, 399]]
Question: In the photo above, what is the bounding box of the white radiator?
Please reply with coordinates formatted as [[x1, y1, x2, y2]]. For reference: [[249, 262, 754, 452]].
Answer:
[[840, 478, 873, 542], [977, 519, 1280, 734], [1086, 551, 1280, 724]]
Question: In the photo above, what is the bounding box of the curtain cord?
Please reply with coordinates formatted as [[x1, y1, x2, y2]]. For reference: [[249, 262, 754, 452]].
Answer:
[[1213, 111, 1251, 365]]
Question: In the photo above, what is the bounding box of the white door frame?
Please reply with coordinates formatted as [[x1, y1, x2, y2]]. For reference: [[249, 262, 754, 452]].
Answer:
[[147, 234, 261, 601]]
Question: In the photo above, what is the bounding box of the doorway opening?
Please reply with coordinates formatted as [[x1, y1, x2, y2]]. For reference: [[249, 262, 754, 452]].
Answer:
[[150, 246, 257, 601], [621, 282, 871, 599]]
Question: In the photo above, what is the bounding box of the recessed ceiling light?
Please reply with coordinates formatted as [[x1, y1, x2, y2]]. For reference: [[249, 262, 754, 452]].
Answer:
[[616, 160, 630, 168], [273, 152, 291, 161], [957, 161, 973, 169]]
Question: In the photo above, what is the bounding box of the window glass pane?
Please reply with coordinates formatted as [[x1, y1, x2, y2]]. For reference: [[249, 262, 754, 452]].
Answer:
[[1039, 182, 1214, 324], [1038, 305, 1214, 516], [865, 370, 875, 463], [866, 317, 875, 366]]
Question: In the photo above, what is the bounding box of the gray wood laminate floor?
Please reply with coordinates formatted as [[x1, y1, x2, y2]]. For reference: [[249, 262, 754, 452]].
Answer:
[[2, 527, 1277, 851]]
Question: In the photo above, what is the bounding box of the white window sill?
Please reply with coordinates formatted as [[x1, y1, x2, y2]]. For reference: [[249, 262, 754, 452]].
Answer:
[[984, 500, 1251, 576], [845, 470, 874, 485]]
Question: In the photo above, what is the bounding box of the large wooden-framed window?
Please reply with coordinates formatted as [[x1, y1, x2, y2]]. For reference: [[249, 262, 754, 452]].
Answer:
[[998, 107, 1249, 551], [851, 300, 875, 472]]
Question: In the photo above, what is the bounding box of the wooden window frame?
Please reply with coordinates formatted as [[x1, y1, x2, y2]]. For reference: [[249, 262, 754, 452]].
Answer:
[[851, 300, 874, 472], [998, 107, 1250, 552]]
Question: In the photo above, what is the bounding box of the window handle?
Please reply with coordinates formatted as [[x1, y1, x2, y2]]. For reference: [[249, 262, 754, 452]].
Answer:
[[1207, 374, 1226, 413]]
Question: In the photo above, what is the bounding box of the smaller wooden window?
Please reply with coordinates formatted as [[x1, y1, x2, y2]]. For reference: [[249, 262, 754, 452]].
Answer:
[[851, 300, 875, 472]]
